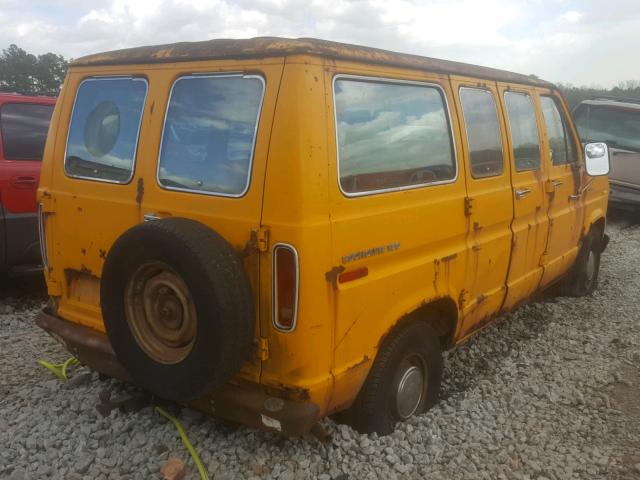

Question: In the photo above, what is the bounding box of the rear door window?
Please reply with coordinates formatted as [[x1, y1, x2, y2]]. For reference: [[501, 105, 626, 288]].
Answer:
[[0, 103, 54, 160], [540, 96, 577, 165], [504, 92, 541, 171], [334, 77, 456, 195], [574, 104, 640, 152], [65, 77, 147, 183], [459, 87, 504, 178], [157, 74, 265, 197]]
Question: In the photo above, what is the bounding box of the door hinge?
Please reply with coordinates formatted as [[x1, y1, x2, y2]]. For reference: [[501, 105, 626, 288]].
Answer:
[[257, 337, 269, 361], [38, 190, 56, 213], [464, 197, 474, 217], [253, 227, 270, 253]]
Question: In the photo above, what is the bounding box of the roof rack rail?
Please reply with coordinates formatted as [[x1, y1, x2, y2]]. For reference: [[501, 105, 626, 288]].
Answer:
[[591, 95, 640, 105]]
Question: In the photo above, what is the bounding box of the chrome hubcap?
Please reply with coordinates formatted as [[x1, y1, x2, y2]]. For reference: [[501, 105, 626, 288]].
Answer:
[[395, 359, 425, 419]]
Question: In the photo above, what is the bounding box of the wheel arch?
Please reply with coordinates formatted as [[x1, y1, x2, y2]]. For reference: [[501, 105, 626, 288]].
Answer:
[[380, 296, 459, 352], [585, 213, 607, 250]]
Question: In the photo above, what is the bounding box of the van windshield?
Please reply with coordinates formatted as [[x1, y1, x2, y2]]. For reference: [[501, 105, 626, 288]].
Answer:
[[574, 104, 640, 153]]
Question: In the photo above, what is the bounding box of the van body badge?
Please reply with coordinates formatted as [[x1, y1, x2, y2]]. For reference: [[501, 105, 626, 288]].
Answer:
[[342, 242, 400, 264]]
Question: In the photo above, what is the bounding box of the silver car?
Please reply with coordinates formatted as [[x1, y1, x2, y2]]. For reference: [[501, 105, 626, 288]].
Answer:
[[574, 97, 640, 208]]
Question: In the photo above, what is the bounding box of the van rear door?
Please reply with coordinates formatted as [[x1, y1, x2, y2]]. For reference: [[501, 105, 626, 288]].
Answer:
[[137, 63, 284, 383], [47, 61, 283, 386]]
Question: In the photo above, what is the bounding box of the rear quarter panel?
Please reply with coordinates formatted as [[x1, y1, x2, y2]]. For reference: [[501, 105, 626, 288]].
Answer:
[[323, 60, 467, 413]]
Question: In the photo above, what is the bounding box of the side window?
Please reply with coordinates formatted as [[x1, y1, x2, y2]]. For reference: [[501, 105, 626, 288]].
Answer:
[[459, 87, 504, 178], [504, 91, 541, 172], [65, 77, 147, 183], [0, 103, 54, 161], [158, 75, 264, 197], [540, 96, 577, 165], [334, 77, 456, 195]]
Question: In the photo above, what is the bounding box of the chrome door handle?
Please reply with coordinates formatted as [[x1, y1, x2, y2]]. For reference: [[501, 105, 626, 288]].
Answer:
[[143, 212, 161, 222], [569, 194, 581, 200], [552, 180, 563, 188], [515, 188, 531, 199]]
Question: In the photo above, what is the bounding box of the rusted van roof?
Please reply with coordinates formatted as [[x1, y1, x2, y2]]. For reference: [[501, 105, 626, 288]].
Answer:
[[72, 37, 553, 88]]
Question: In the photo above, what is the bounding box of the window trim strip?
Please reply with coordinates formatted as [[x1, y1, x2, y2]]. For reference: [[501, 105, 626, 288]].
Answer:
[[332, 73, 459, 198], [155, 73, 266, 199], [63, 76, 149, 185]]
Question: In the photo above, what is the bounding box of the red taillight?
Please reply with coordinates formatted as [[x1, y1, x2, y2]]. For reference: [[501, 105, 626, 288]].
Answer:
[[273, 244, 299, 331]]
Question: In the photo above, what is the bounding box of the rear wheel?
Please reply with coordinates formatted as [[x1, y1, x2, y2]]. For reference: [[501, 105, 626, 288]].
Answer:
[[341, 322, 443, 435]]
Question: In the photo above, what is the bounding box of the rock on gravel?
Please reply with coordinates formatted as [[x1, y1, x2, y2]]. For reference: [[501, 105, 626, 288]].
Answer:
[[161, 457, 186, 480], [0, 212, 639, 480]]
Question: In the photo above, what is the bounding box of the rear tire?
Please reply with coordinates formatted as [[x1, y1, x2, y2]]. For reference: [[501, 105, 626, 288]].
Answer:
[[341, 322, 443, 435]]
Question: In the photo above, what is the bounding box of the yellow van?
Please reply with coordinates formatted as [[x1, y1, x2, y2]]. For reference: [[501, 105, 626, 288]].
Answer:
[[37, 37, 610, 436]]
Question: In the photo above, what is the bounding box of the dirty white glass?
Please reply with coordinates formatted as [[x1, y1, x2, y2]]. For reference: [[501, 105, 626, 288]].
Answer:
[[459, 87, 504, 178], [65, 77, 147, 183], [157, 75, 264, 197], [334, 77, 456, 195], [504, 92, 541, 172], [540, 96, 577, 166]]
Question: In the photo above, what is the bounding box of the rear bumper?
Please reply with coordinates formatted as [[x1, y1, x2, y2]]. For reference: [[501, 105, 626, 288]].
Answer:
[[36, 308, 320, 436]]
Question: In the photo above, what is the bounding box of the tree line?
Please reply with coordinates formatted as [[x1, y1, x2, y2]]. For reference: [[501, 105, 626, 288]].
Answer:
[[558, 80, 640, 110], [1, 44, 639, 107], [0, 44, 67, 95]]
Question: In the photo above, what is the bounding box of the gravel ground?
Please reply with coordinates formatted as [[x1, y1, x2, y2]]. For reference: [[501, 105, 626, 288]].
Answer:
[[1, 210, 639, 480]]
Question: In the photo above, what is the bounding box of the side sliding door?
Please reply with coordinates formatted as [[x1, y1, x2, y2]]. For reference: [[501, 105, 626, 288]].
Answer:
[[449, 77, 513, 338], [497, 84, 550, 310]]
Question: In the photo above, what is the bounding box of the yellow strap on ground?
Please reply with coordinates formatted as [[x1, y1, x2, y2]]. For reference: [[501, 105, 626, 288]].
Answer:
[[156, 406, 209, 480], [37, 357, 79, 381]]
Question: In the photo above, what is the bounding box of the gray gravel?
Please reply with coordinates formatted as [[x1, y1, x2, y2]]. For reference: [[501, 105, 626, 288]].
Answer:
[[1, 211, 639, 480]]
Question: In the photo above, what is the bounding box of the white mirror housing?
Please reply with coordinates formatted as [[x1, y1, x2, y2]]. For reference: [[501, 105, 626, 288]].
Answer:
[[584, 142, 610, 176]]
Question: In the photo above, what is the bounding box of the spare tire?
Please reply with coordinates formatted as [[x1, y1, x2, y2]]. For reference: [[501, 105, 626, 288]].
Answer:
[[100, 217, 254, 401]]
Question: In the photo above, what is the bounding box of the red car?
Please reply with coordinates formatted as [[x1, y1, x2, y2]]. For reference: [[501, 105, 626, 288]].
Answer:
[[0, 92, 56, 275]]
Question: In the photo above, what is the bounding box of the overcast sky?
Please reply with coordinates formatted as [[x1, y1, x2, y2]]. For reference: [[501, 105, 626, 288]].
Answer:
[[1, 0, 638, 87]]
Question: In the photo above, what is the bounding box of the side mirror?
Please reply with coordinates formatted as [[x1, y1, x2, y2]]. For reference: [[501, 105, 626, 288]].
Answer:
[[584, 142, 610, 176]]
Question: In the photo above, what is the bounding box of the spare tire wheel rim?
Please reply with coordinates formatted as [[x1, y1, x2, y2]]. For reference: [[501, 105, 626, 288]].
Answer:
[[395, 354, 427, 419], [125, 261, 197, 364]]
